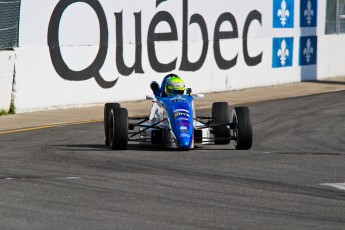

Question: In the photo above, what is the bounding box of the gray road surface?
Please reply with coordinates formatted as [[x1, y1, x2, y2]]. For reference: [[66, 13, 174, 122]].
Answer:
[[0, 91, 345, 229]]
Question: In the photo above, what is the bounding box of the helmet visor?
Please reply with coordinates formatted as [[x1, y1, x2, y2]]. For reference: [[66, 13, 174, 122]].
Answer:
[[168, 89, 184, 95]]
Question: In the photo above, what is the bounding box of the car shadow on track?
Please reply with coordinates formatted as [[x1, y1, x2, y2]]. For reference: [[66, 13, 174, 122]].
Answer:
[[54, 144, 236, 152], [53, 144, 110, 152], [53, 144, 171, 152], [126, 144, 237, 152]]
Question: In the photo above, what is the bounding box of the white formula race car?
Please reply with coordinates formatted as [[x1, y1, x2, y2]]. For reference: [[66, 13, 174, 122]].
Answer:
[[104, 86, 253, 150]]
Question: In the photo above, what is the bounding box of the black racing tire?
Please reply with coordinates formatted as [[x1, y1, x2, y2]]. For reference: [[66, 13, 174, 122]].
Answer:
[[212, 102, 231, 144], [232, 107, 253, 150], [109, 108, 128, 150], [104, 103, 120, 145]]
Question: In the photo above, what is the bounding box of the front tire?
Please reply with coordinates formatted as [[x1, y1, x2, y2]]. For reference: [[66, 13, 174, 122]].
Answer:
[[212, 102, 231, 144], [104, 103, 120, 145], [232, 107, 252, 150], [109, 108, 128, 150]]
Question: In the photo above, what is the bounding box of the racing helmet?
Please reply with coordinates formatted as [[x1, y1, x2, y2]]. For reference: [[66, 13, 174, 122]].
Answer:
[[165, 75, 185, 97]]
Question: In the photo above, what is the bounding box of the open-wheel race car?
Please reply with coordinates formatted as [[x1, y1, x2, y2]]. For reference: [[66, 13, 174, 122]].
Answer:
[[104, 75, 253, 151]]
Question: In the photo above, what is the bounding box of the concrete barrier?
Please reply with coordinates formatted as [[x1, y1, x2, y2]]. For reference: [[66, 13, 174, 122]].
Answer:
[[8, 0, 345, 113], [0, 51, 15, 112]]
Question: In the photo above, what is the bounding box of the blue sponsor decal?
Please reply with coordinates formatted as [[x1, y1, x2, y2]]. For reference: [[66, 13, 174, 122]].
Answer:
[[272, 37, 294, 68], [300, 0, 317, 27], [273, 0, 294, 28], [299, 36, 317, 65]]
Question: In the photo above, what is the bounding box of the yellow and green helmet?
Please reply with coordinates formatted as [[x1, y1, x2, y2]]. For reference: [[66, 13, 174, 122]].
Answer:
[[165, 75, 185, 97]]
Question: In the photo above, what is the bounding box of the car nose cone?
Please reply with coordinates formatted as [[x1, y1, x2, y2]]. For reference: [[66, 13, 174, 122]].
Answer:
[[178, 136, 192, 149]]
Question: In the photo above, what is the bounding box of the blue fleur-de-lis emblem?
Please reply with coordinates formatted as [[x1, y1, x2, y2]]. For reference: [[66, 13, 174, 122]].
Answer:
[[278, 0, 290, 26], [299, 36, 317, 66], [273, 37, 293, 68], [304, 0, 314, 25], [273, 0, 294, 28], [277, 39, 289, 66], [300, 0, 317, 27], [303, 38, 314, 63]]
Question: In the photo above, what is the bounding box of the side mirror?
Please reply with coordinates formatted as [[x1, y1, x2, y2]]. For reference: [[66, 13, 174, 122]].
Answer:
[[193, 93, 204, 99], [150, 81, 159, 92], [146, 95, 155, 100], [146, 95, 157, 101], [186, 88, 192, 95]]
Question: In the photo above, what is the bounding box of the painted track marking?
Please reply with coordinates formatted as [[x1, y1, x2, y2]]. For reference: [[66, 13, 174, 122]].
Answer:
[[320, 183, 345, 191], [0, 119, 102, 135]]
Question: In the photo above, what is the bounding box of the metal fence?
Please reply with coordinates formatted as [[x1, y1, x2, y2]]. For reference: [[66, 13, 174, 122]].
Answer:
[[0, 0, 20, 49], [326, 0, 345, 34]]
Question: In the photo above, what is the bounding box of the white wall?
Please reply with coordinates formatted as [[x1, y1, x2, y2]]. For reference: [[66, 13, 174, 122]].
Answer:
[[11, 0, 345, 112], [0, 51, 15, 112], [318, 34, 345, 78]]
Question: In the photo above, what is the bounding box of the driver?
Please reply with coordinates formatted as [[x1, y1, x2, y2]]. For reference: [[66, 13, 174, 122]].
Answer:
[[151, 73, 185, 97]]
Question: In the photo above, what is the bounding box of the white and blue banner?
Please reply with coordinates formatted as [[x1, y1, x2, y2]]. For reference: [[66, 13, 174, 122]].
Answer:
[[300, 0, 317, 27], [273, 0, 294, 28], [299, 36, 317, 66], [272, 37, 294, 68]]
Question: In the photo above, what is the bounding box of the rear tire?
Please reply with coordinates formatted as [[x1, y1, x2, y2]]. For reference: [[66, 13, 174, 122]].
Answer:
[[109, 108, 128, 150], [232, 107, 252, 150], [104, 103, 120, 145], [212, 102, 231, 144]]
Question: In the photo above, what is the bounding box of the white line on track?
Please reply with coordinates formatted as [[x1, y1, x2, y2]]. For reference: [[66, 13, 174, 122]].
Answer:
[[320, 183, 345, 191]]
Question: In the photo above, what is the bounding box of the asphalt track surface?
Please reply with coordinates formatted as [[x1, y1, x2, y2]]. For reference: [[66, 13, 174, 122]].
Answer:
[[1, 91, 345, 230]]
